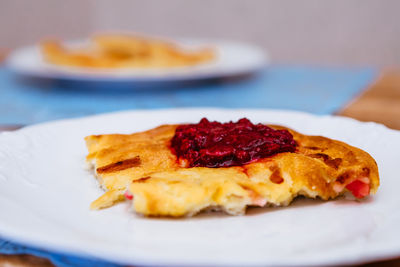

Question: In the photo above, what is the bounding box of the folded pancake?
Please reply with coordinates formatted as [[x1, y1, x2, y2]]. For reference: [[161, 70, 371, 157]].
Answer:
[[41, 34, 215, 69], [85, 123, 379, 217]]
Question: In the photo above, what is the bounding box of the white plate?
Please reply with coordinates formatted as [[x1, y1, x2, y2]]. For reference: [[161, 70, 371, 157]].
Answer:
[[6, 39, 267, 82], [0, 108, 399, 266]]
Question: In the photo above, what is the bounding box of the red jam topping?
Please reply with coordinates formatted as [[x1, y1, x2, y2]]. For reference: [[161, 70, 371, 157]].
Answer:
[[171, 118, 297, 168], [345, 180, 370, 198]]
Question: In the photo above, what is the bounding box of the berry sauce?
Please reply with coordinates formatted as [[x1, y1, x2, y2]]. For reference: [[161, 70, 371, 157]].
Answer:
[[170, 118, 297, 168]]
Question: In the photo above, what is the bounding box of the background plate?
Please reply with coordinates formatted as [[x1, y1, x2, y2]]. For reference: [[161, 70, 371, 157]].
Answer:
[[6, 39, 267, 82], [0, 108, 399, 266]]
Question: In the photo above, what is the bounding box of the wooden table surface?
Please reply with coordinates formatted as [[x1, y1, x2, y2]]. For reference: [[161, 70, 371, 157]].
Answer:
[[0, 68, 399, 266], [339, 69, 400, 130]]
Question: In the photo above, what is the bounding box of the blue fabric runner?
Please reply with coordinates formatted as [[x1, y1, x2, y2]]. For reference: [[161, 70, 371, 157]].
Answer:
[[0, 66, 376, 124], [0, 65, 377, 266], [0, 239, 120, 267]]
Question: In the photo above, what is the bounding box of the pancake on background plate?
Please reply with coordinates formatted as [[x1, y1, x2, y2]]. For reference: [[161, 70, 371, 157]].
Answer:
[[41, 34, 215, 69]]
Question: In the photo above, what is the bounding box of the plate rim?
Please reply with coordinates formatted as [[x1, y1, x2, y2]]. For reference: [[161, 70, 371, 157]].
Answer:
[[6, 38, 269, 82]]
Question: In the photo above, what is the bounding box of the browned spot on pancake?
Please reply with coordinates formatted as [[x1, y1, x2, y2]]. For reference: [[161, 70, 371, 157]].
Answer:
[[309, 153, 342, 169], [269, 165, 284, 184], [362, 167, 370, 176], [304, 146, 322, 150], [326, 158, 342, 169], [133, 176, 151, 183], [97, 156, 141, 173], [337, 171, 353, 184]]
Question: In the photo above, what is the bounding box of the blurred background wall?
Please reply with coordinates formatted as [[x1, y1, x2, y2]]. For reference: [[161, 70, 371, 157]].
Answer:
[[1, 0, 400, 66], [0, 0, 93, 50]]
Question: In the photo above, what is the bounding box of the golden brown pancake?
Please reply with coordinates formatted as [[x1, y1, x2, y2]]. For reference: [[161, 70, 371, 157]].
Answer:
[[41, 34, 215, 69], [85, 124, 379, 217]]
